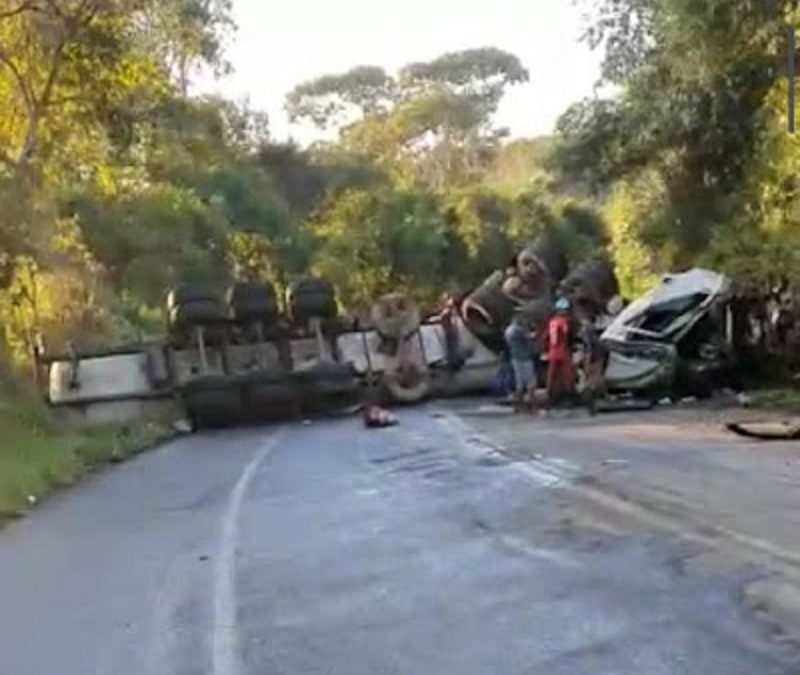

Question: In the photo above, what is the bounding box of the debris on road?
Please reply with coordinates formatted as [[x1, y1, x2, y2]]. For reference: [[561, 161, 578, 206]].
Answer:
[[362, 405, 398, 429], [473, 404, 515, 416], [592, 397, 656, 414], [726, 420, 800, 441], [172, 419, 193, 434]]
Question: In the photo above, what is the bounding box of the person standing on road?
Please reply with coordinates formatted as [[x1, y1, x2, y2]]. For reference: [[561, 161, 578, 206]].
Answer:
[[502, 248, 549, 409], [575, 299, 607, 413], [435, 290, 467, 371], [545, 297, 574, 407]]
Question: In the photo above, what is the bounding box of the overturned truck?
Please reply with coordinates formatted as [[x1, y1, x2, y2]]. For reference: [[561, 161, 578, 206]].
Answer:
[[46, 276, 500, 429], [43, 233, 742, 427]]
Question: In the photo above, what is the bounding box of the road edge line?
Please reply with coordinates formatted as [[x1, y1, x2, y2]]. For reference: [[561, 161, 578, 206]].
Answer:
[[213, 430, 283, 675]]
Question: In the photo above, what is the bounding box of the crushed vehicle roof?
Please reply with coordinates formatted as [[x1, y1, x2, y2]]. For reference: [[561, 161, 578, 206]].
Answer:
[[603, 269, 729, 343]]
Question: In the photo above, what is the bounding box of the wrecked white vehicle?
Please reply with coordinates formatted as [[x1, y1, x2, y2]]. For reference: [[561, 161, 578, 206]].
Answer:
[[601, 269, 736, 398]]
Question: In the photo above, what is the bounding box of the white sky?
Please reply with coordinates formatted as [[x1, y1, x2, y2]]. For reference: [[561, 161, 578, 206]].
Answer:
[[197, 0, 605, 144]]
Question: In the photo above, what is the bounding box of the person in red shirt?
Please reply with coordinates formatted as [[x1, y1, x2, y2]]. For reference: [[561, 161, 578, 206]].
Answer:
[[545, 297, 575, 406]]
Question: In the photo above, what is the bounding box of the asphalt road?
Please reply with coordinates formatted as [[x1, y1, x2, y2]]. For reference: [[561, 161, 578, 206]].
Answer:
[[1, 404, 799, 674]]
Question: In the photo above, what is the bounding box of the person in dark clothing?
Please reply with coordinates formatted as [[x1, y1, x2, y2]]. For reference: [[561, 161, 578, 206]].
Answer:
[[575, 299, 608, 413], [436, 291, 468, 371]]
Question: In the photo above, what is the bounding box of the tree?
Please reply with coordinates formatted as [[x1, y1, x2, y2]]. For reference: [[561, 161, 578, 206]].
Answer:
[[444, 186, 514, 278], [399, 47, 529, 117], [0, 1, 155, 179], [256, 141, 382, 217], [287, 48, 529, 134], [139, 0, 235, 95], [0, 0, 235, 181], [553, 0, 799, 282], [285, 66, 396, 129], [309, 188, 448, 307], [59, 94, 310, 309], [486, 137, 554, 196]]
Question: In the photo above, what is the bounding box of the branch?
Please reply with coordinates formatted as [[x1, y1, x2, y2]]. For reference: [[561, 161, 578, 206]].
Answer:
[[0, 45, 34, 112], [44, 92, 88, 107], [13, 31, 66, 166], [40, 0, 66, 20], [31, 40, 66, 108], [8, 0, 106, 167], [0, 2, 34, 19], [19, 0, 100, 164]]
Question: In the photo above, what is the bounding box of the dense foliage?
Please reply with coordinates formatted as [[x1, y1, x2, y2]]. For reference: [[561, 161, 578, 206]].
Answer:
[[554, 0, 800, 295]]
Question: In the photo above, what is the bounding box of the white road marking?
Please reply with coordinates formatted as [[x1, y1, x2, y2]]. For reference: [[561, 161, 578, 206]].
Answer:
[[213, 432, 283, 675], [431, 409, 580, 488], [493, 531, 583, 568]]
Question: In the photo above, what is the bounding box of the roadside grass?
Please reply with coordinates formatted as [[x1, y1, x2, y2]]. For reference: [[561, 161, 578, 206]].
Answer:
[[0, 389, 169, 521], [749, 386, 800, 412]]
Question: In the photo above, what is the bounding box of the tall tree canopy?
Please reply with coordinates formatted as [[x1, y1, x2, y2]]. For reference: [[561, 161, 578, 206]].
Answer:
[[554, 0, 800, 279]]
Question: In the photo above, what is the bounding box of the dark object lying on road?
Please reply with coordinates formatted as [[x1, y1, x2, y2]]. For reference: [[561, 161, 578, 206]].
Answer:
[[592, 397, 657, 414], [726, 421, 800, 440], [363, 405, 398, 428]]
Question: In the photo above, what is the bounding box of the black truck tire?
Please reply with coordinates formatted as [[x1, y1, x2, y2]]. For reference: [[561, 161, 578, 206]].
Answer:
[[288, 277, 337, 323], [562, 256, 619, 308], [382, 361, 432, 403], [293, 362, 359, 412], [294, 362, 358, 397], [527, 232, 568, 285], [240, 371, 299, 422], [166, 284, 220, 311], [463, 272, 517, 331], [169, 299, 229, 328], [227, 282, 279, 325], [181, 376, 242, 429]]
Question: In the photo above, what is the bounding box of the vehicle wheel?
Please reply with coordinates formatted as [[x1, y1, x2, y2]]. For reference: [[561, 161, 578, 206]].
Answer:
[[169, 298, 228, 327], [372, 293, 421, 341], [295, 362, 358, 397], [181, 376, 242, 429], [527, 232, 568, 285], [288, 277, 337, 324], [227, 282, 279, 325], [293, 362, 359, 413], [166, 283, 220, 310], [562, 256, 619, 309], [241, 371, 298, 422], [382, 362, 432, 403], [464, 278, 517, 330]]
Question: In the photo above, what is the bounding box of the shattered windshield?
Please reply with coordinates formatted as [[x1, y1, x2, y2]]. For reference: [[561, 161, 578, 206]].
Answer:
[[630, 293, 710, 335]]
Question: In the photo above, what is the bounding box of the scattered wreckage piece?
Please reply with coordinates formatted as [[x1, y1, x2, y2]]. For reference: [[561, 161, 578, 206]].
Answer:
[[362, 405, 399, 428], [726, 420, 800, 441], [591, 396, 658, 414]]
